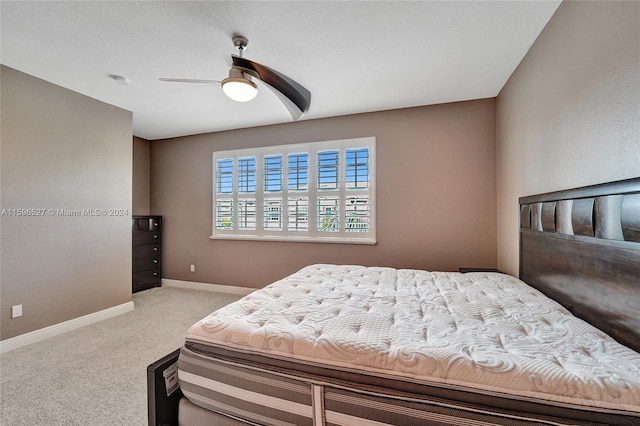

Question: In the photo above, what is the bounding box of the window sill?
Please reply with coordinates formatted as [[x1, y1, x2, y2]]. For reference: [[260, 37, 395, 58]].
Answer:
[[209, 234, 376, 245]]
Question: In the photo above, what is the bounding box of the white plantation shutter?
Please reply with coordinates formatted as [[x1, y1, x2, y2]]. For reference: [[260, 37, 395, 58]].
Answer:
[[287, 153, 309, 191], [212, 137, 375, 244], [286, 152, 310, 232], [263, 198, 283, 230], [346, 148, 369, 189], [317, 150, 339, 190], [287, 196, 309, 231], [345, 196, 370, 232], [263, 155, 283, 232], [263, 155, 282, 192], [344, 147, 370, 233], [237, 157, 256, 193], [215, 199, 233, 229], [317, 196, 339, 232], [215, 158, 234, 231]]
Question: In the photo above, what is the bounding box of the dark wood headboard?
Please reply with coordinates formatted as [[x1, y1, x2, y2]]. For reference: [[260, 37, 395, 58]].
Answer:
[[519, 177, 640, 353]]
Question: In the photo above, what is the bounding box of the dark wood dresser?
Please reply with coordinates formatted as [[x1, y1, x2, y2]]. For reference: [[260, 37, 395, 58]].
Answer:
[[132, 215, 162, 292]]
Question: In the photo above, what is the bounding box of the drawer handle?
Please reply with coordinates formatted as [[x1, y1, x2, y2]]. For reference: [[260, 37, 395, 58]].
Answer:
[[153, 272, 158, 276], [153, 260, 158, 264], [153, 247, 158, 251], [153, 235, 158, 239]]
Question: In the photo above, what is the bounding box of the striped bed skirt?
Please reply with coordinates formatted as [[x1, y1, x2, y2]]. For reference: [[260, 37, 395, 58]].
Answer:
[[177, 345, 639, 426]]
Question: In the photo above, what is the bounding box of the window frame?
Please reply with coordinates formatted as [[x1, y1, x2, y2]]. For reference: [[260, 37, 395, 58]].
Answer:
[[211, 137, 376, 244]]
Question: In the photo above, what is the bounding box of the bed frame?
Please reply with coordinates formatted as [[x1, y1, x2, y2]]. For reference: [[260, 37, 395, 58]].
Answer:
[[147, 349, 182, 426], [148, 177, 640, 426], [519, 177, 640, 353]]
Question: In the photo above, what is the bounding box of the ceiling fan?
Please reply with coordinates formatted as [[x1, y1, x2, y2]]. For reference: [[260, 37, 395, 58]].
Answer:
[[160, 35, 311, 120]]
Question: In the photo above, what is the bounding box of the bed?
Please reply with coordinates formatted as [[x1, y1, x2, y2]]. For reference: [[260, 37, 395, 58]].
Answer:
[[148, 177, 640, 426]]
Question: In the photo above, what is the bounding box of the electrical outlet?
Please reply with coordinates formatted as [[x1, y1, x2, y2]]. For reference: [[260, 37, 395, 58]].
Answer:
[[190, 264, 195, 273], [12, 304, 22, 318]]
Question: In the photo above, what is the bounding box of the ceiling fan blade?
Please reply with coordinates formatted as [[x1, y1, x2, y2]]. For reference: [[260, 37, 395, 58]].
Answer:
[[159, 78, 221, 85], [231, 56, 310, 120]]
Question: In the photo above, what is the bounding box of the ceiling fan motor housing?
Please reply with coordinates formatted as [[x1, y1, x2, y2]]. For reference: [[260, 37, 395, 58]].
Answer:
[[222, 67, 258, 102]]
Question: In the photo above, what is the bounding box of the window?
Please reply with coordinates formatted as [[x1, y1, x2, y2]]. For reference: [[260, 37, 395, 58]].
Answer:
[[211, 137, 375, 244]]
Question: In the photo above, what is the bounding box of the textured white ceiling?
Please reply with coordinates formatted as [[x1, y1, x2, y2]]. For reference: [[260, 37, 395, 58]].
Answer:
[[1, 1, 561, 140]]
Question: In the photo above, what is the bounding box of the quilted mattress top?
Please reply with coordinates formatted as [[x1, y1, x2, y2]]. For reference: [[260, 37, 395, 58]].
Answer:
[[185, 264, 640, 413]]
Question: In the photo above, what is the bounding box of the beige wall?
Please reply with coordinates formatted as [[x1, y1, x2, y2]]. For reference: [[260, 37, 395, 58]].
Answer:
[[496, 1, 640, 276], [1, 66, 133, 340], [133, 136, 151, 215], [151, 99, 497, 288]]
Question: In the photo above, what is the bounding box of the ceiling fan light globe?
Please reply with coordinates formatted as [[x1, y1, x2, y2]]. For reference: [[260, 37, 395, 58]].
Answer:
[[222, 78, 258, 102]]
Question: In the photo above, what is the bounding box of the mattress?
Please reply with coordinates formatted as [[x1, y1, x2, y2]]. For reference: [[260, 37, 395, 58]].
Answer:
[[178, 264, 640, 425]]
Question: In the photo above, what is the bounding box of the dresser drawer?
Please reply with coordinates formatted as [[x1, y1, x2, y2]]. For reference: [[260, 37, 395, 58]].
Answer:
[[133, 256, 160, 272], [133, 268, 161, 289], [133, 243, 161, 259], [133, 217, 161, 231], [133, 231, 161, 245]]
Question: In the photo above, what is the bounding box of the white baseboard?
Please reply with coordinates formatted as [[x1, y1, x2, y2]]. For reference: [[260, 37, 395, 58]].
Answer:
[[0, 301, 134, 354], [162, 278, 256, 296]]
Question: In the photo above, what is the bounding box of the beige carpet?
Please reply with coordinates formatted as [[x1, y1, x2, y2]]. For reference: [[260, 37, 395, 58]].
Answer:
[[0, 287, 244, 425]]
